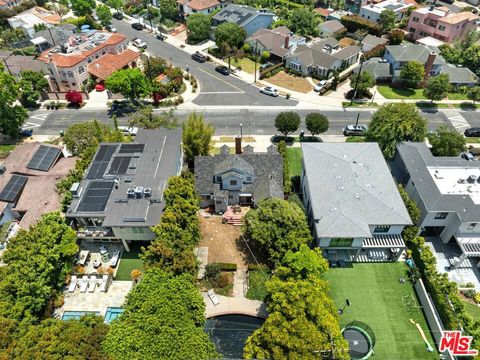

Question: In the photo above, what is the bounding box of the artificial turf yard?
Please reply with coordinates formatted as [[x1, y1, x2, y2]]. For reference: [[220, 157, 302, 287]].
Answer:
[[325, 263, 438, 360], [115, 243, 145, 281]]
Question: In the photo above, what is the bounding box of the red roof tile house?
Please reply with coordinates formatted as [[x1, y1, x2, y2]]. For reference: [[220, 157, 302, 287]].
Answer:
[[38, 31, 140, 92], [178, 0, 223, 15], [0, 142, 76, 229], [407, 6, 478, 43]]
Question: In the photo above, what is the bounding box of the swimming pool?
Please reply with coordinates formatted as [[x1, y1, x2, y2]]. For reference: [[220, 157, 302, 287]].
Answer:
[[61, 311, 100, 320], [104, 307, 124, 324]]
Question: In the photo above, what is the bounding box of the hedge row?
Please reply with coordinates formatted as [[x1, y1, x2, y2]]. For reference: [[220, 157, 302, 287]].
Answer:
[[212, 263, 238, 271], [341, 15, 382, 37]]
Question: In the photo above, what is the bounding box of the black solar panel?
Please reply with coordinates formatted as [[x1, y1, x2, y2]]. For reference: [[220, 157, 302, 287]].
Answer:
[[27, 145, 61, 171], [108, 156, 131, 175], [76, 181, 114, 212], [0, 175, 28, 202], [86, 145, 117, 179], [119, 144, 145, 154], [94, 145, 117, 162]]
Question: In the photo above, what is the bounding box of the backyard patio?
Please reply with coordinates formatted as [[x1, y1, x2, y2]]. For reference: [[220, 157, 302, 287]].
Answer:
[[325, 263, 438, 360]]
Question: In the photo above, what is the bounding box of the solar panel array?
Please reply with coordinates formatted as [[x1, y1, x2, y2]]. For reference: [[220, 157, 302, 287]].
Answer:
[[119, 144, 145, 154], [0, 175, 28, 202], [76, 181, 114, 212], [86, 145, 117, 180], [27, 145, 61, 171], [108, 156, 131, 175]]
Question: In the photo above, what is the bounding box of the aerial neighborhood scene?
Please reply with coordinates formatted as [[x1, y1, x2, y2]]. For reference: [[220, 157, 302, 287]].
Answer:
[[1, 0, 480, 355]]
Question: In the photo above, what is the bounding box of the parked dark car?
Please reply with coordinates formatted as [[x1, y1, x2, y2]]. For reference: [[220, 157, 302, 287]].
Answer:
[[20, 129, 33, 137], [156, 33, 166, 40], [215, 66, 230, 75], [191, 51, 207, 63], [464, 127, 480, 137], [112, 12, 123, 20], [343, 125, 367, 136], [131, 22, 143, 30]]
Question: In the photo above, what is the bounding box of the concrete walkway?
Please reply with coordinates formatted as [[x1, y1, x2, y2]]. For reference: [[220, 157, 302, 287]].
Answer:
[[203, 293, 267, 319], [233, 270, 247, 298]]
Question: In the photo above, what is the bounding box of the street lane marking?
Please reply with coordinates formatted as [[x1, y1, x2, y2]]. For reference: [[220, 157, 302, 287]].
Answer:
[[23, 113, 49, 129], [22, 122, 41, 130], [200, 91, 246, 94], [197, 68, 244, 93], [447, 111, 470, 132]]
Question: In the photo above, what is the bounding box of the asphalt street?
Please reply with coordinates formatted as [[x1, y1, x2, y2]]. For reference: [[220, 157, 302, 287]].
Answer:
[[29, 108, 452, 135], [111, 19, 298, 107]]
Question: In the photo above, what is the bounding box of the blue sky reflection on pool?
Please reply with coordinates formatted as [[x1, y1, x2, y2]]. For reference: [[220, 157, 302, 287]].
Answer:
[[205, 314, 264, 358]]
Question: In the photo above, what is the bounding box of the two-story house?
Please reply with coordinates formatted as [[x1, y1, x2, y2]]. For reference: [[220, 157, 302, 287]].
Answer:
[[194, 142, 283, 213], [359, 0, 413, 23], [285, 38, 361, 78], [66, 129, 183, 252], [177, 0, 223, 16], [301, 143, 412, 263], [392, 142, 480, 271], [7, 6, 61, 38], [212, 4, 274, 36], [245, 26, 306, 62], [38, 31, 139, 92], [407, 6, 478, 43]]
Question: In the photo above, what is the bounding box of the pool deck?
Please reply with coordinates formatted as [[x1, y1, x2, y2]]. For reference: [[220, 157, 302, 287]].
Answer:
[[58, 280, 132, 318], [203, 293, 267, 319]]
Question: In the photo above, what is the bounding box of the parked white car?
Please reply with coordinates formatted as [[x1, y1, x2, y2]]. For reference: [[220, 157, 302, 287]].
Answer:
[[260, 86, 279, 97], [118, 126, 139, 136], [132, 38, 147, 49], [314, 80, 328, 92]]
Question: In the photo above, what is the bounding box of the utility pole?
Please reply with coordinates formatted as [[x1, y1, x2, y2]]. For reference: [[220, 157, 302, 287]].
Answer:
[[2, 57, 13, 76], [349, 55, 364, 106]]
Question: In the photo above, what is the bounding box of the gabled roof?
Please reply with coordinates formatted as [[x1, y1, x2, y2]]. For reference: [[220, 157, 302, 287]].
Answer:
[[289, 40, 360, 69], [385, 44, 445, 65], [440, 64, 478, 85], [354, 58, 392, 79], [87, 49, 140, 80], [186, 0, 219, 11], [302, 143, 412, 238], [319, 20, 346, 33], [247, 27, 300, 58], [361, 34, 388, 48], [215, 155, 254, 175]]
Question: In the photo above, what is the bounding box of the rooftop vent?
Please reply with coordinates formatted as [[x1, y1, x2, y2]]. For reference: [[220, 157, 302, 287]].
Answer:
[[127, 188, 135, 198], [134, 186, 144, 198], [467, 175, 477, 183], [70, 182, 82, 198], [355, 193, 360, 199], [143, 188, 152, 197]]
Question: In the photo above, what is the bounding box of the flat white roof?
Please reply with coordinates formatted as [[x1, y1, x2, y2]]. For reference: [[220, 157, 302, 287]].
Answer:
[[361, 0, 412, 14], [428, 167, 480, 204], [416, 36, 445, 47]]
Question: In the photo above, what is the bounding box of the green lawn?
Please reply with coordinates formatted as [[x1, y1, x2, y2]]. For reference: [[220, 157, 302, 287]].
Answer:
[[346, 136, 367, 143], [115, 242, 146, 281], [0, 144, 16, 159], [378, 86, 468, 100], [462, 300, 480, 321], [286, 147, 302, 177], [465, 137, 480, 143], [230, 57, 259, 74], [325, 263, 438, 360]]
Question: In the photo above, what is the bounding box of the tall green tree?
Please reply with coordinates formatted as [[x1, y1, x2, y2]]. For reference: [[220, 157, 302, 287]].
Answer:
[[276, 244, 329, 280], [158, 0, 179, 20], [400, 61, 424, 88], [423, 73, 450, 102], [367, 103, 427, 159], [243, 198, 312, 266], [186, 13, 211, 43], [274, 111, 300, 138], [288, 8, 318, 36], [389, 28, 404, 45], [305, 113, 329, 137], [350, 71, 374, 98], [5, 316, 109, 359], [96, 4, 112, 26], [427, 125, 465, 157], [182, 112, 215, 168], [276, 140, 291, 194], [0, 64, 28, 137], [63, 120, 112, 155], [378, 9, 396, 32], [214, 22, 246, 49], [467, 86, 480, 103], [70, 0, 96, 17], [20, 70, 48, 91], [103, 269, 219, 360], [129, 106, 179, 129], [19, 81, 40, 108], [108, 0, 123, 10], [244, 276, 348, 360], [105, 68, 151, 101]]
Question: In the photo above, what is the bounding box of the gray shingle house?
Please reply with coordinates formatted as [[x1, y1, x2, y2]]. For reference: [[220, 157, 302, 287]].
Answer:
[[195, 144, 283, 213], [212, 4, 274, 36], [301, 143, 412, 262]]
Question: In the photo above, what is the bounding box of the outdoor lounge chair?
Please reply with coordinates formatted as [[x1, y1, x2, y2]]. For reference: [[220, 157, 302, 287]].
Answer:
[[68, 275, 78, 292], [88, 275, 97, 292], [99, 275, 109, 292], [207, 289, 220, 306], [110, 250, 120, 268], [79, 276, 89, 293]]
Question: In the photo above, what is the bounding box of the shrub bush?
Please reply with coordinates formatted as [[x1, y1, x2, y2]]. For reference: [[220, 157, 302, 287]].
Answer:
[[247, 264, 269, 271], [215, 272, 231, 288], [213, 262, 237, 271], [341, 15, 382, 36], [205, 263, 221, 281]]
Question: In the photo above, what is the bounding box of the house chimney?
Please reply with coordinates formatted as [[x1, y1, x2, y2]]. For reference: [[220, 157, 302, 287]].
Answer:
[[421, 51, 436, 86], [284, 35, 289, 49], [235, 134, 242, 154]]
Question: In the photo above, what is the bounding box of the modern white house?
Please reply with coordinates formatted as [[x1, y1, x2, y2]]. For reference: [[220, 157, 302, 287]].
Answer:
[[392, 142, 480, 269], [301, 143, 412, 263], [7, 6, 61, 38], [359, 0, 413, 23], [66, 129, 183, 252]]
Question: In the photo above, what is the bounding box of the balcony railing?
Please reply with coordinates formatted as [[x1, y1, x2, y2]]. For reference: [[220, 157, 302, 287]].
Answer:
[[77, 228, 115, 239]]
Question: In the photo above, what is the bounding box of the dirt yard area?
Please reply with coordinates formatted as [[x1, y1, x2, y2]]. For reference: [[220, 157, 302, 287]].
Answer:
[[267, 71, 313, 93], [198, 215, 258, 270]]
